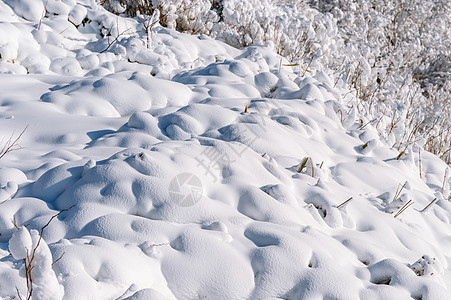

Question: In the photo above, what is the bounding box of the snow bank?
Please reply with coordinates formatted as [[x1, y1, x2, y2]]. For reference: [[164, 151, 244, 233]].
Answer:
[[0, 1, 450, 299]]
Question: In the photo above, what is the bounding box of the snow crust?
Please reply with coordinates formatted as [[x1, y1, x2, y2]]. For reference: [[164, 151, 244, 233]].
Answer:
[[0, 1, 450, 299]]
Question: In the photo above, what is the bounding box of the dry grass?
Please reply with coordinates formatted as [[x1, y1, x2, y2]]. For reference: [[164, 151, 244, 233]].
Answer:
[[297, 157, 310, 173], [337, 197, 353, 209], [394, 199, 414, 218]]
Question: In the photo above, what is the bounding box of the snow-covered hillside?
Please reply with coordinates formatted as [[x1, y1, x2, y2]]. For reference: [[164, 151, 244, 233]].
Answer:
[[0, 1, 450, 299]]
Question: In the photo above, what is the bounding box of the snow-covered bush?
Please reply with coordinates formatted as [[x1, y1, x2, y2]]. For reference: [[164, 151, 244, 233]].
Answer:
[[9, 226, 64, 299], [211, 0, 318, 59], [100, 0, 217, 33], [309, 0, 450, 162], [136, 0, 448, 163]]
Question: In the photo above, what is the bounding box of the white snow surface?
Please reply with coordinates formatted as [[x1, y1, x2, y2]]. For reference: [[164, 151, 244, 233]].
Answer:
[[0, 1, 450, 299]]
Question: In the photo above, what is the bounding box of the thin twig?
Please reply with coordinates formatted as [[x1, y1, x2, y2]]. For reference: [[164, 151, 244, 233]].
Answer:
[[309, 158, 314, 177], [137, 13, 159, 49], [0, 125, 28, 160], [392, 182, 406, 202], [420, 198, 437, 213], [25, 249, 32, 300], [394, 200, 414, 218], [29, 205, 76, 265], [147, 242, 168, 247], [100, 28, 132, 54], [16, 286, 23, 300], [337, 197, 353, 209], [51, 252, 65, 266], [418, 148, 422, 178], [12, 216, 19, 230]]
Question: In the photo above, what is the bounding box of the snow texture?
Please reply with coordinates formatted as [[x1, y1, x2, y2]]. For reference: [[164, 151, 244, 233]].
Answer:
[[0, 1, 450, 299]]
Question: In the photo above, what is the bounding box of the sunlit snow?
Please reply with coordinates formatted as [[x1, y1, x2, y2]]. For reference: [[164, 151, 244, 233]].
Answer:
[[0, 1, 450, 299]]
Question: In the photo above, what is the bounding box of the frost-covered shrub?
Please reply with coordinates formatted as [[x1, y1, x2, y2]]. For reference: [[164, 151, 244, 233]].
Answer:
[[311, 0, 451, 162], [101, 0, 450, 162], [100, 0, 217, 34], [211, 0, 333, 66]]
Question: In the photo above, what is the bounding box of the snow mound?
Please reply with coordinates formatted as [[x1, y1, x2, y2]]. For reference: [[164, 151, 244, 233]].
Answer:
[[41, 71, 193, 116]]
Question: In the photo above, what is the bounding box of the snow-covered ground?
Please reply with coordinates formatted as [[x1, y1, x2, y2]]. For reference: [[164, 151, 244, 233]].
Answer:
[[0, 1, 450, 299]]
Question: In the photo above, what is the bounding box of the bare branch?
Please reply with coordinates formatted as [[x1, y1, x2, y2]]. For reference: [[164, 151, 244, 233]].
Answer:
[[20, 205, 75, 299], [100, 28, 132, 54], [16, 286, 23, 300], [29, 205, 76, 265], [337, 197, 353, 209], [0, 125, 28, 160], [51, 252, 65, 266]]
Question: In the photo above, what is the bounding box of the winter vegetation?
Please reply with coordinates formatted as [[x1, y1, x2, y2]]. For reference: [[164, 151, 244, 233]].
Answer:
[[0, 0, 450, 299], [101, 0, 451, 163]]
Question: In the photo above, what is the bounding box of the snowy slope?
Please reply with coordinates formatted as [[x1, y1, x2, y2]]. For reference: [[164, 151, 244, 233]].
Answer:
[[0, 1, 450, 299]]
